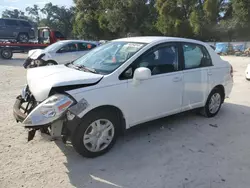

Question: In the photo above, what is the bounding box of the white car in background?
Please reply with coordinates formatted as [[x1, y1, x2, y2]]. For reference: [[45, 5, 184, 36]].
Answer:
[[14, 36, 233, 158], [246, 64, 250, 80], [24, 40, 99, 68]]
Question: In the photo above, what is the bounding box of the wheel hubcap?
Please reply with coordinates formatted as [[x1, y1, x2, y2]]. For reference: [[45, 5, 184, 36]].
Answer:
[[83, 119, 115, 152], [209, 93, 221, 114], [20, 35, 28, 41], [3, 51, 10, 58]]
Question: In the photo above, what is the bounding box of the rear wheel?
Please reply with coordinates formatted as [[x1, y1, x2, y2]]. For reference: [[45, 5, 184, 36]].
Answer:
[[71, 110, 119, 158], [17, 33, 29, 43], [200, 88, 223, 117], [1, 48, 13, 59]]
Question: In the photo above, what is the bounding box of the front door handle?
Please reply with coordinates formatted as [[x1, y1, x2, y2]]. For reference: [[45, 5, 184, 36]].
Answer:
[[173, 76, 182, 82], [208, 72, 212, 76]]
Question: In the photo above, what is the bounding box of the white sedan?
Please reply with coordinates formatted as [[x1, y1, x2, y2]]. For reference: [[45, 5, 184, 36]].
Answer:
[[24, 40, 99, 67], [14, 36, 233, 158], [246, 64, 250, 80]]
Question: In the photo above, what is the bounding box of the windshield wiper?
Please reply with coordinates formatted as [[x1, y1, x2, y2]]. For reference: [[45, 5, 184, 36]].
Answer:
[[65, 62, 97, 73], [75, 65, 97, 73]]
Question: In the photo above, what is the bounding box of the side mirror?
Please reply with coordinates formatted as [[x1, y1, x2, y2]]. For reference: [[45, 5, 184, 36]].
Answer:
[[133, 67, 151, 85]]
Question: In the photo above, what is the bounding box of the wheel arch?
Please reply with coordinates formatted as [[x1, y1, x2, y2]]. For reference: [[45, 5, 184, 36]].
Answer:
[[17, 32, 29, 38], [80, 105, 126, 134], [212, 84, 225, 103], [46, 60, 58, 65]]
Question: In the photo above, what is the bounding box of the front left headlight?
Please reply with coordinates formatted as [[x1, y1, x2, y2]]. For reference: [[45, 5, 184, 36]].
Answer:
[[23, 94, 75, 126]]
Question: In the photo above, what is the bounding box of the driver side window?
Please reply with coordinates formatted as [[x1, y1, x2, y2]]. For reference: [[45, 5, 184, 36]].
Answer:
[[120, 44, 179, 80], [58, 43, 77, 53]]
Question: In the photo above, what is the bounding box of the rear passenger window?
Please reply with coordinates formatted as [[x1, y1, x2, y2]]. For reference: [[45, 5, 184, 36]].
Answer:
[[182, 43, 212, 69], [78, 43, 96, 51], [4, 20, 18, 26], [20, 21, 31, 27]]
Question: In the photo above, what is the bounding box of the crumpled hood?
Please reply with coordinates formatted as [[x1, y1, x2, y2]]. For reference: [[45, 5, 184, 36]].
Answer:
[[28, 49, 44, 59], [27, 65, 103, 101]]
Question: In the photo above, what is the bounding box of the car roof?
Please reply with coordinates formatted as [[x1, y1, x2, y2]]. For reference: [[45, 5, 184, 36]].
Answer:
[[59, 40, 99, 45], [113, 36, 206, 45], [0, 18, 30, 22]]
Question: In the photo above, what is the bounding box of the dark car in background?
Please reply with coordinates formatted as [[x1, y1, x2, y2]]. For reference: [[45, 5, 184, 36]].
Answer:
[[0, 18, 35, 43]]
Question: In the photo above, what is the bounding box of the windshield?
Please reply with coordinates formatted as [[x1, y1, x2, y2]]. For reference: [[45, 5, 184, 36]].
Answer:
[[44, 42, 64, 52], [72, 41, 146, 74]]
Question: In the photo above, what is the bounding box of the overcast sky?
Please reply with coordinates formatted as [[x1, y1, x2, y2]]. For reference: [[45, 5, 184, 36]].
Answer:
[[0, 0, 73, 15]]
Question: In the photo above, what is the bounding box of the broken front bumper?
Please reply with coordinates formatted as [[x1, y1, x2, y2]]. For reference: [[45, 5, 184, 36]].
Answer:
[[13, 94, 49, 141], [13, 93, 80, 142], [23, 57, 46, 69], [13, 95, 27, 123]]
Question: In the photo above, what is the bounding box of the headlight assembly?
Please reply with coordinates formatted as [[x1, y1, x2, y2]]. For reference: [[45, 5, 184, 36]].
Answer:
[[23, 94, 75, 126]]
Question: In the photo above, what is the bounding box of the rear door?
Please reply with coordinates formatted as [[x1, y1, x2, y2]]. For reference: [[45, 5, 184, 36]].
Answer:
[[3, 19, 20, 38], [181, 43, 212, 111]]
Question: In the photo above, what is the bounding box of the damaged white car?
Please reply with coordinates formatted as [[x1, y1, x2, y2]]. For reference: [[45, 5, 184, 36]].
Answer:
[[14, 37, 233, 158], [245, 64, 250, 80], [23, 40, 99, 68]]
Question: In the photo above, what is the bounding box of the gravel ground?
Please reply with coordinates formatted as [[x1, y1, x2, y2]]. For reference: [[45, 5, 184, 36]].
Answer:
[[0, 54, 250, 188]]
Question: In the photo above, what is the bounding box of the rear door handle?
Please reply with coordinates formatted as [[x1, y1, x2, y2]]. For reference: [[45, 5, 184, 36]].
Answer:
[[173, 76, 182, 82]]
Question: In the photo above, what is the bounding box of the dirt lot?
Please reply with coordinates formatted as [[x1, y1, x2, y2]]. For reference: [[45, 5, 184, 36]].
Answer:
[[0, 54, 250, 188]]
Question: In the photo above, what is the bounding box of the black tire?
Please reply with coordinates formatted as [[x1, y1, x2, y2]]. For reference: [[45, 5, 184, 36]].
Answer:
[[71, 110, 120, 158], [1, 48, 13, 59], [200, 88, 223, 118], [17, 33, 29, 43]]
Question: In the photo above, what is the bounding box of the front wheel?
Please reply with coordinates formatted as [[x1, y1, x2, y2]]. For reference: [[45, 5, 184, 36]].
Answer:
[[71, 111, 119, 158], [46, 61, 57, 66], [201, 88, 223, 118]]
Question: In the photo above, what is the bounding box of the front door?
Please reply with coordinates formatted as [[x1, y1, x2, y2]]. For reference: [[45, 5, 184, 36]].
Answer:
[[55, 42, 78, 64], [181, 43, 212, 111], [121, 43, 184, 126]]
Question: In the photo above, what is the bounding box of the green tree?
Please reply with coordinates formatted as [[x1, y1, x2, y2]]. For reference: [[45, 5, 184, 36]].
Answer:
[[73, 0, 103, 39], [2, 9, 28, 19], [156, 0, 194, 37], [26, 5, 40, 23], [41, 3, 75, 37]]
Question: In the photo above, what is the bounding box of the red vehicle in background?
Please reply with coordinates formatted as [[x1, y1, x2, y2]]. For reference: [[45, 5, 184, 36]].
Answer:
[[0, 27, 66, 59]]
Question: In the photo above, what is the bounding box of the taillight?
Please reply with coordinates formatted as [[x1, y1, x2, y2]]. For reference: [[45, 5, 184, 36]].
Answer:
[[230, 65, 233, 77]]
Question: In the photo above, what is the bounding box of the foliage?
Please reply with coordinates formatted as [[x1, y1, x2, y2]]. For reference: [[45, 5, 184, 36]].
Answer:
[[2, 9, 28, 19], [2, 0, 250, 41]]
